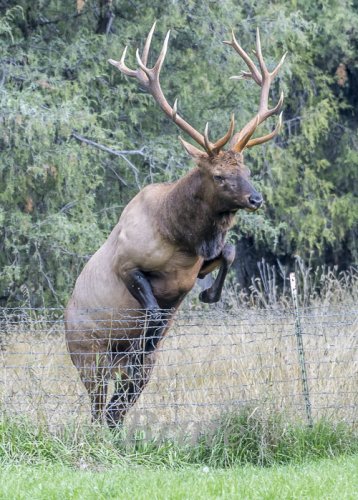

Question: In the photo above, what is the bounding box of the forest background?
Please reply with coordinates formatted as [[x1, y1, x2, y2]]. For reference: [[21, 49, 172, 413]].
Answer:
[[0, 0, 357, 306]]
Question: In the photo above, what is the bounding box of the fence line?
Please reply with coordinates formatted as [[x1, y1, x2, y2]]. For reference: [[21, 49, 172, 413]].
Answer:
[[0, 301, 357, 438]]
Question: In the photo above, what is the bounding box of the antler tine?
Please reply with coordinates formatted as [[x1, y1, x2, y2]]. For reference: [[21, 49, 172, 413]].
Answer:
[[108, 46, 137, 78], [223, 29, 262, 85], [203, 115, 236, 157], [141, 21, 157, 66], [211, 114, 235, 155], [109, 24, 236, 156], [229, 71, 253, 81], [204, 123, 212, 154], [255, 28, 268, 77], [231, 115, 260, 153], [271, 51, 287, 78], [227, 27, 286, 152], [109, 22, 159, 83], [135, 29, 170, 79], [246, 112, 283, 148], [172, 98, 178, 121], [153, 30, 170, 73], [270, 91, 284, 115]]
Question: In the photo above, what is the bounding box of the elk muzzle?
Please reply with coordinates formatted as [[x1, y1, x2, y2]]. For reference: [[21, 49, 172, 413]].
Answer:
[[245, 191, 263, 211]]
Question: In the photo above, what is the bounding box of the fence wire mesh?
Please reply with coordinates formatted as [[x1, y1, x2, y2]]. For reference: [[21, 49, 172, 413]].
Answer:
[[0, 304, 357, 439]]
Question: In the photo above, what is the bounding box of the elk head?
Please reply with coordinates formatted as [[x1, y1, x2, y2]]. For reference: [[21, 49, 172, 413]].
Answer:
[[109, 23, 286, 212]]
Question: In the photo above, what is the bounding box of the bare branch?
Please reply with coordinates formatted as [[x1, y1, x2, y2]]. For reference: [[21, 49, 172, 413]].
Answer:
[[71, 132, 145, 157], [71, 132, 143, 187]]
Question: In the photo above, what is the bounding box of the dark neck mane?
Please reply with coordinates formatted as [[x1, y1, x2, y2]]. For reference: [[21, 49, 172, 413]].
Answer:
[[159, 168, 236, 260]]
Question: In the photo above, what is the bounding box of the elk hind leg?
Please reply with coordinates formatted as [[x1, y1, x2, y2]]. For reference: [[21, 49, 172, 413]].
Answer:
[[72, 351, 109, 423], [106, 352, 155, 428]]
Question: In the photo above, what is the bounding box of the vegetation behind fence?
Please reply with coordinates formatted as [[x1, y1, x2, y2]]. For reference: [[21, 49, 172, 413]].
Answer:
[[0, 301, 356, 439]]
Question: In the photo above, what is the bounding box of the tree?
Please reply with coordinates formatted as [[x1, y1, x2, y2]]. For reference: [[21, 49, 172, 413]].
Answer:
[[0, 0, 357, 305]]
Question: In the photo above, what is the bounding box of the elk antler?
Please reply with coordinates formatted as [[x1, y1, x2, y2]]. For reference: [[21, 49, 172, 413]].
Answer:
[[224, 28, 286, 152], [109, 22, 235, 157]]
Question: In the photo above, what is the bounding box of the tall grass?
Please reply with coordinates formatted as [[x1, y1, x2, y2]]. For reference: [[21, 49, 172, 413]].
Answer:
[[192, 407, 358, 467], [220, 259, 358, 309], [0, 409, 357, 468]]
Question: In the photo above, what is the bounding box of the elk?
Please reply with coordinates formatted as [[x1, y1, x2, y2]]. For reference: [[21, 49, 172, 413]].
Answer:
[[65, 23, 286, 427]]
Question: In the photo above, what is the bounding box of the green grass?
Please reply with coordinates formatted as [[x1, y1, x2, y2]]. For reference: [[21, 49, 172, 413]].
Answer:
[[0, 411, 357, 498], [0, 454, 357, 499], [0, 409, 357, 469], [193, 408, 358, 467]]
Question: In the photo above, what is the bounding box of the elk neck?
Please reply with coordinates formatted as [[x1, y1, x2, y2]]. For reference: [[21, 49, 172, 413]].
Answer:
[[158, 167, 236, 260]]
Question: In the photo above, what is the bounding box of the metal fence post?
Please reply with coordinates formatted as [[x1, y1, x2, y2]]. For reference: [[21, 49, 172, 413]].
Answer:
[[290, 272, 313, 426]]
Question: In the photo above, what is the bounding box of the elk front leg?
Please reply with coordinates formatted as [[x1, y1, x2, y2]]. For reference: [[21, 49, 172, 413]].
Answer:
[[121, 269, 166, 352], [198, 243, 235, 303]]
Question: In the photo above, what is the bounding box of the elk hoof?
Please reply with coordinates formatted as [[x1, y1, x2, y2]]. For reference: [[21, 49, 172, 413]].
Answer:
[[199, 289, 218, 304]]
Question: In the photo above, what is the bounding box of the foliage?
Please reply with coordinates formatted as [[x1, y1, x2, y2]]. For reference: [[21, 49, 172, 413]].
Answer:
[[0, 0, 357, 305]]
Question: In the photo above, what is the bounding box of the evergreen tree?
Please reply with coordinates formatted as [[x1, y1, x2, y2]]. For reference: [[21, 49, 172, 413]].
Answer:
[[0, 0, 357, 305]]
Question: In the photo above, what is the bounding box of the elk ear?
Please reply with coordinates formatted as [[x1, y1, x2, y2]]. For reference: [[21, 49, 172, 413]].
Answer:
[[179, 136, 208, 160]]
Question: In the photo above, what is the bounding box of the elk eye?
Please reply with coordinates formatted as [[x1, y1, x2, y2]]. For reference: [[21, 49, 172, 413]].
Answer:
[[214, 175, 224, 183]]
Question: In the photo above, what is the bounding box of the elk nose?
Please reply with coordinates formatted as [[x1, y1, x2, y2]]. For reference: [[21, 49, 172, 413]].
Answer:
[[248, 193, 263, 209]]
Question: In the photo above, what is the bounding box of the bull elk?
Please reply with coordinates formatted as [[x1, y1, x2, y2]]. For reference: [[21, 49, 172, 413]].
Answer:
[[65, 23, 286, 427]]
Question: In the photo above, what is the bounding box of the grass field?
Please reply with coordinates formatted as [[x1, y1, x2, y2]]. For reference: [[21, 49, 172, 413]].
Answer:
[[0, 412, 357, 499], [1, 454, 357, 500]]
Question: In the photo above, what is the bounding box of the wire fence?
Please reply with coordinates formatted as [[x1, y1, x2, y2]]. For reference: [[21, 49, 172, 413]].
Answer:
[[0, 299, 357, 439]]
